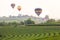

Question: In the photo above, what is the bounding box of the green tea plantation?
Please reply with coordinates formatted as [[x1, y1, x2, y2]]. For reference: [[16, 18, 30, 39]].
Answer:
[[0, 26, 60, 40]]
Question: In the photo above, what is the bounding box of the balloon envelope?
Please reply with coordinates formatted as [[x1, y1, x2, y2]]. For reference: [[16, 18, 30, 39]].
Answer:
[[17, 6, 21, 11], [35, 8, 42, 16], [11, 3, 15, 8]]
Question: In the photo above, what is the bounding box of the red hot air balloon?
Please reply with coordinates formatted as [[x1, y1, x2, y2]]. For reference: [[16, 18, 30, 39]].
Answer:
[[35, 8, 42, 16], [17, 6, 21, 11], [11, 3, 15, 9]]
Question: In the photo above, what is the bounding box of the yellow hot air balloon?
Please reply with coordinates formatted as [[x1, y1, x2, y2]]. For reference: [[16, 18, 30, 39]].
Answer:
[[17, 6, 21, 11]]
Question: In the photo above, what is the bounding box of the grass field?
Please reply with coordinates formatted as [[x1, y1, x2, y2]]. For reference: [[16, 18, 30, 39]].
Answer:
[[0, 26, 60, 40]]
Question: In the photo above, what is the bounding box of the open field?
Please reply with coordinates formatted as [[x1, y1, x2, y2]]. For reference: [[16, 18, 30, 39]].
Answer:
[[0, 26, 60, 40]]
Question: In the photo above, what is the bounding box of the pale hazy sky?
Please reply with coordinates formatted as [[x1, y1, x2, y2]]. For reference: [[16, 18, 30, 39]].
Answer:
[[0, 0, 60, 19]]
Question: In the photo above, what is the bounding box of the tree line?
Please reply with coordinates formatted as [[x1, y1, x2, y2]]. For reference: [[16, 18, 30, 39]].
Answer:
[[0, 18, 60, 26]]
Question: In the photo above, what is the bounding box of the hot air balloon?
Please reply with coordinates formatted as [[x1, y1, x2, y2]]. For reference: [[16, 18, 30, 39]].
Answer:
[[11, 3, 15, 9], [17, 6, 21, 11], [35, 8, 42, 16]]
